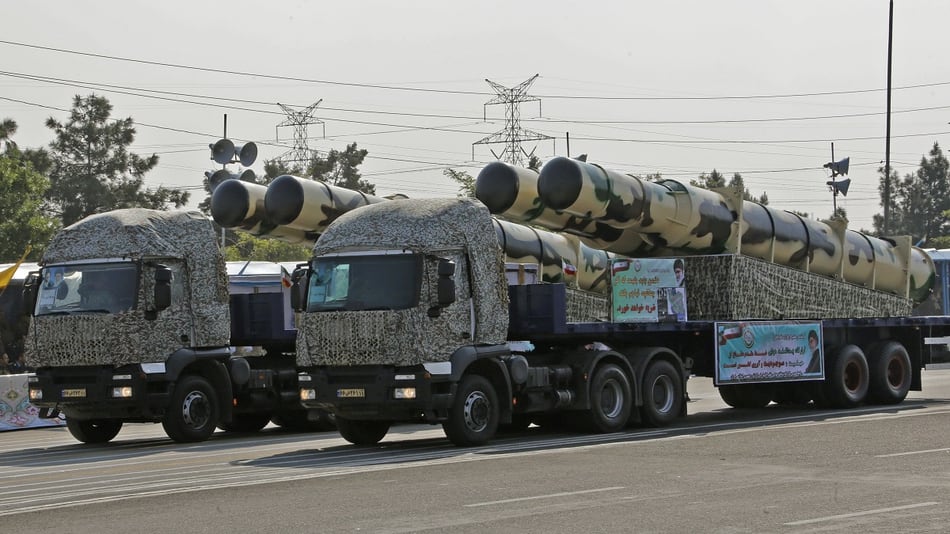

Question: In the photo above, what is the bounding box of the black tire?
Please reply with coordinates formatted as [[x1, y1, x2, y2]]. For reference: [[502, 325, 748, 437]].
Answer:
[[65, 418, 122, 444], [336, 417, 390, 445], [867, 341, 912, 405], [162, 375, 219, 443], [718, 383, 774, 409], [821, 344, 869, 408], [585, 363, 632, 432], [442, 374, 499, 446], [218, 412, 272, 433], [640, 360, 684, 426]]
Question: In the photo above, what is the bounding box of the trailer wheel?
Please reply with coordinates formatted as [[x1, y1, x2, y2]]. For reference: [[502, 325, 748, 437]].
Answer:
[[821, 344, 869, 408], [443, 374, 499, 446], [640, 360, 684, 427], [867, 341, 912, 405], [584, 363, 632, 432], [336, 417, 391, 445], [719, 383, 773, 409], [65, 418, 123, 444], [162, 375, 219, 443], [218, 412, 272, 433]]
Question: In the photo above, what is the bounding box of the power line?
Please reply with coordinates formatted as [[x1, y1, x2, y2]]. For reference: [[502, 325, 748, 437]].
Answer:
[[3, 39, 950, 101]]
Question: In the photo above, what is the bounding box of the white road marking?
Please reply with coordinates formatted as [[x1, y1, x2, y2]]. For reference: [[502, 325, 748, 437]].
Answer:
[[875, 447, 950, 458], [784, 502, 940, 526], [464, 486, 625, 507]]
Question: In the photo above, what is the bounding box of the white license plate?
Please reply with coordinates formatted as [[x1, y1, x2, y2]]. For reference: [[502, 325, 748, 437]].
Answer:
[[61, 388, 87, 398], [337, 388, 365, 398]]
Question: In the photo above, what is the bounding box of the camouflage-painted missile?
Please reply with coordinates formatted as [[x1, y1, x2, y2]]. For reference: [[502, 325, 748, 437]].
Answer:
[[493, 218, 612, 293], [210, 179, 318, 245], [475, 161, 654, 257], [537, 156, 935, 301], [264, 175, 387, 233]]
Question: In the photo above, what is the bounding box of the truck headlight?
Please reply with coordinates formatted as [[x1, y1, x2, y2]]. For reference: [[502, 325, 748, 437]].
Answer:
[[300, 388, 316, 401], [393, 387, 416, 399], [111, 387, 133, 398], [29, 388, 42, 401]]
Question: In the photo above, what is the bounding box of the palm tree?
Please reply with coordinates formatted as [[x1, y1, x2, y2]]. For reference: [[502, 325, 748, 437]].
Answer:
[[0, 118, 17, 153]]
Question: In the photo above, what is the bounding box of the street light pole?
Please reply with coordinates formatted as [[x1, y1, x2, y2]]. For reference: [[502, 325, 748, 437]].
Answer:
[[883, 0, 893, 234]]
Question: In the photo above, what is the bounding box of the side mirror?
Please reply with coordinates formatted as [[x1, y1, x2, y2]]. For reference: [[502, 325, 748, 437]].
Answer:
[[429, 259, 456, 317], [290, 267, 309, 312], [153, 265, 172, 313], [21, 272, 39, 317]]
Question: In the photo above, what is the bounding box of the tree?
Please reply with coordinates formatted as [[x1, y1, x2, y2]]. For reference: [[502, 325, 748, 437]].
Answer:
[[873, 142, 950, 244], [307, 142, 374, 194], [0, 118, 18, 153], [444, 168, 475, 198], [691, 170, 768, 205], [44, 94, 189, 226], [222, 232, 311, 262], [0, 151, 59, 260]]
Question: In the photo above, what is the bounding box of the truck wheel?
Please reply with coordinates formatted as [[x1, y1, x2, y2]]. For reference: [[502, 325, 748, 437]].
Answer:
[[162, 375, 219, 443], [719, 383, 773, 409], [640, 360, 684, 427], [65, 418, 122, 444], [821, 344, 869, 408], [218, 412, 272, 433], [586, 363, 632, 432], [867, 341, 911, 405], [443, 374, 499, 446], [336, 417, 390, 445]]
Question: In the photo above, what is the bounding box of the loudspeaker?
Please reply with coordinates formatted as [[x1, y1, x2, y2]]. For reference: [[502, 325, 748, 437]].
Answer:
[[823, 157, 849, 177], [826, 178, 851, 197], [234, 142, 258, 167], [209, 139, 235, 165]]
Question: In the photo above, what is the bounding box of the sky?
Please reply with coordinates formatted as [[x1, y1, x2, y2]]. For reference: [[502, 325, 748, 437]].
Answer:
[[1, 0, 948, 233]]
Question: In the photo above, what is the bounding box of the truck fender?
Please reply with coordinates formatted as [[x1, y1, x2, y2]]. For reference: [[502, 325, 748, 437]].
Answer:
[[575, 350, 639, 411], [449, 344, 515, 423], [165, 348, 234, 424]]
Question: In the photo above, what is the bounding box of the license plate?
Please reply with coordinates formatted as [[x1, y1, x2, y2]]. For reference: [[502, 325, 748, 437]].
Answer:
[[61, 388, 86, 398], [337, 388, 365, 398]]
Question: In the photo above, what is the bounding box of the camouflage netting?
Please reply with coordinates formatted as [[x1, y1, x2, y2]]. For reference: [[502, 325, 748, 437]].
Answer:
[[298, 198, 509, 367], [685, 254, 913, 320], [566, 288, 610, 323], [27, 209, 230, 367]]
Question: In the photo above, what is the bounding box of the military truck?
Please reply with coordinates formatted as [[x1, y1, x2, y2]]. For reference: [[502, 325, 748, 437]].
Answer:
[[274, 157, 950, 446], [23, 209, 324, 444]]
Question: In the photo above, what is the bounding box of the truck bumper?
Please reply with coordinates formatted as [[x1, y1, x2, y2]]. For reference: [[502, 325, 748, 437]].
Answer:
[[298, 365, 454, 423], [28, 365, 171, 422]]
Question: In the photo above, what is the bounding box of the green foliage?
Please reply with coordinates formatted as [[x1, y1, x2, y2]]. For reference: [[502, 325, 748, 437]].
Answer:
[[308, 142, 374, 194], [444, 168, 475, 198], [44, 94, 189, 227], [0, 151, 59, 261], [692, 169, 768, 205], [873, 142, 950, 245], [222, 232, 311, 263]]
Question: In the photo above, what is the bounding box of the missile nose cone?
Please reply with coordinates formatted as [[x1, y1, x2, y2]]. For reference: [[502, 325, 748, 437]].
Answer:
[[475, 161, 520, 214], [538, 156, 583, 211], [210, 179, 250, 227], [265, 175, 305, 225]]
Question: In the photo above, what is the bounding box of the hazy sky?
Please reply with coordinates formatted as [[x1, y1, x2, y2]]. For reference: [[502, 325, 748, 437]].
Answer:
[[2, 0, 947, 232]]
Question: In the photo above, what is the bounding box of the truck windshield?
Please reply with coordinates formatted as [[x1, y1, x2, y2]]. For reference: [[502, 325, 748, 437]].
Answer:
[[35, 262, 139, 316], [307, 254, 421, 312]]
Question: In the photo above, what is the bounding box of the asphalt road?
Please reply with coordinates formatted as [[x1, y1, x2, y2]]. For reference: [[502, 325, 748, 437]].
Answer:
[[3, 369, 950, 533]]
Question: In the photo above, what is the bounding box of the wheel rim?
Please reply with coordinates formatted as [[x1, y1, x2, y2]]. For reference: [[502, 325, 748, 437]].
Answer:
[[181, 390, 210, 429], [844, 361, 864, 393], [651, 375, 674, 413], [599, 378, 624, 419], [886, 356, 908, 389], [462, 390, 490, 433]]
